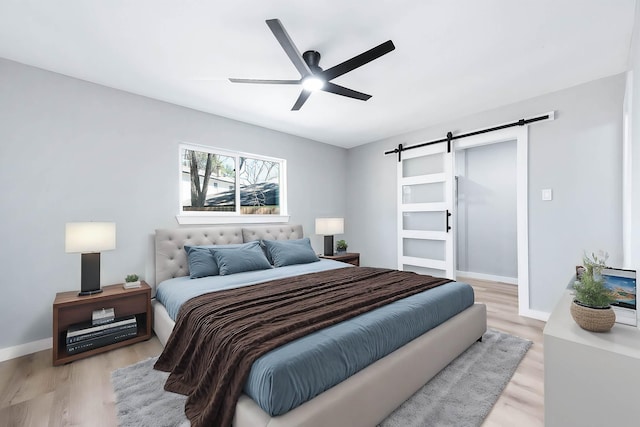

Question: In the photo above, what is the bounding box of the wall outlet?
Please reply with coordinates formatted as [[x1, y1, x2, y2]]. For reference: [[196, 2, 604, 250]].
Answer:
[[542, 189, 553, 201]]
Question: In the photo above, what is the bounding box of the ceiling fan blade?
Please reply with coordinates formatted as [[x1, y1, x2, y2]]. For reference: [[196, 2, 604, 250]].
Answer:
[[320, 40, 395, 81], [322, 82, 371, 101], [266, 19, 312, 78], [229, 78, 300, 84], [291, 90, 312, 110]]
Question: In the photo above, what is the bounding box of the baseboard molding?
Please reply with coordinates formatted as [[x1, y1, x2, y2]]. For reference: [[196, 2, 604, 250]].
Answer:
[[0, 337, 52, 362], [519, 308, 550, 322], [456, 271, 518, 285]]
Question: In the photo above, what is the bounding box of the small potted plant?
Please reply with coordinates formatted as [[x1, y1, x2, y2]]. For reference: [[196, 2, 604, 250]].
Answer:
[[124, 274, 141, 289], [336, 240, 348, 253], [570, 251, 615, 332]]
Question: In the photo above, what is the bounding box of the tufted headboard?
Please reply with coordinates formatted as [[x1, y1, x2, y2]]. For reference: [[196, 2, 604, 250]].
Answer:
[[155, 224, 304, 284]]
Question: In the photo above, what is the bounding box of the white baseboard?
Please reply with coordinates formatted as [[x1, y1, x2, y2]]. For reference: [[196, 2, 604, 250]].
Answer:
[[456, 270, 518, 285], [0, 337, 52, 362], [519, 308, 550, 322]]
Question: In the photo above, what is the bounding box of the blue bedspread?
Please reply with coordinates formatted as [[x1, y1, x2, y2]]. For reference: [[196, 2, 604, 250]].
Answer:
[[156, 259, 350, 321], [155, 261, 475, 416]]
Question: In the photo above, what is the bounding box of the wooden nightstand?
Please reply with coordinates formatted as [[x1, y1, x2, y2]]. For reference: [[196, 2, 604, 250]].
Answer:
[[319, 252, 360, 266], [52, 282, 152, 365]]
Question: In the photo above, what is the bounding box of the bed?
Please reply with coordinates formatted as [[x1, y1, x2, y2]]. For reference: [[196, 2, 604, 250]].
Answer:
[[152, 224, 487, 427]]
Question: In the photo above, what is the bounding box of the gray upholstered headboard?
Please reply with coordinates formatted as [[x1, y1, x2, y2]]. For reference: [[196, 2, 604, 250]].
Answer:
[[155, 224, 304, 284]]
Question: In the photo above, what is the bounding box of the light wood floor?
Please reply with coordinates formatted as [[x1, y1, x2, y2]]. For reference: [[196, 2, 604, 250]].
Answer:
[[467, 278, 545, 427], [0, 279, 545, 427]]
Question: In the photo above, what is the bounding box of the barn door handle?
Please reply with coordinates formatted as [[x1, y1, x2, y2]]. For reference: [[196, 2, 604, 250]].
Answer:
[[446, 210, 452, 232]]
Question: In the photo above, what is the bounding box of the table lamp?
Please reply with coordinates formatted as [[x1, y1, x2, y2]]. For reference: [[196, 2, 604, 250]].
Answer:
[[315, 218, 344, 256], [65, 222, 116, 296]]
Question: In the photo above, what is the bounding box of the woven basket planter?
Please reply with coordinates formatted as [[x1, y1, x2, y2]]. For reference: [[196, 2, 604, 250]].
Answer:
[[570, 300, 615, 332]]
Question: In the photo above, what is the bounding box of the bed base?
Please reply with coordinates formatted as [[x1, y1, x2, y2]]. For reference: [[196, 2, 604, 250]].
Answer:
[[152, 300, 487, 427]]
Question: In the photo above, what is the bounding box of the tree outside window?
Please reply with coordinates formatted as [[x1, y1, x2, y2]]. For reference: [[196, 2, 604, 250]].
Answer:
[[239, 157, 280, 214]]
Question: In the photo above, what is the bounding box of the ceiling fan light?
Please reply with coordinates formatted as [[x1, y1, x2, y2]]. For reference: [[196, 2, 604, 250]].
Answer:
[[302, 76, 324, 91]]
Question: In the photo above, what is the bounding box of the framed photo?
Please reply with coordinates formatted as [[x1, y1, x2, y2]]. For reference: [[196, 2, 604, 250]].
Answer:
[[602, 268, 636, 326]]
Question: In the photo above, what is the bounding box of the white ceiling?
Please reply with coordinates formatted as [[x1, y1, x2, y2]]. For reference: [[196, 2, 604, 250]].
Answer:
[[0, 1, 636, 148]]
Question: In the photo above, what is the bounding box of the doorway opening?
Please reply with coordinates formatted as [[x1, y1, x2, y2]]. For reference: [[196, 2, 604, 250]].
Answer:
[[455, 140, 518, 285], [452, 126, 533, 318]]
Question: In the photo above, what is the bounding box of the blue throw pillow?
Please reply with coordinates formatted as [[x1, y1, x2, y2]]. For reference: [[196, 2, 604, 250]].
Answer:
[[263, 238, 320, 267], [185, 242, 246, 279], [209, 241, 272, 276]]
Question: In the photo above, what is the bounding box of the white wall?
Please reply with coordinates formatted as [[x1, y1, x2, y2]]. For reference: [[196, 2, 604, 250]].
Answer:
[[0, 58, 347, 350], [347, 74, 625, 315], [456, 141, 518, 279], [628, 3, 640, 280]]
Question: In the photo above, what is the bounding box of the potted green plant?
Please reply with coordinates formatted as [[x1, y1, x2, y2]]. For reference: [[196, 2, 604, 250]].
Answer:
[[570, 251, 615, 332], [336, 240, 348, 253], [124, 274, 141, 289]]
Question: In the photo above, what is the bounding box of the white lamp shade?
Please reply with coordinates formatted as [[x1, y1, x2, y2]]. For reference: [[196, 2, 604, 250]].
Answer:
[[65, 222, 116, 253], [315, 218, 344, 235]]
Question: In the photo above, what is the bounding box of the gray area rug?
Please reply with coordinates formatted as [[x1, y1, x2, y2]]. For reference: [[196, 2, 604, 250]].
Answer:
[[111, 329, 530, 427]]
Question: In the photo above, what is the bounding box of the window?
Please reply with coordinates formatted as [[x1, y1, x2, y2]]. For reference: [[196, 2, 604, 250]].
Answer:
[[178, 144, 288, 224]]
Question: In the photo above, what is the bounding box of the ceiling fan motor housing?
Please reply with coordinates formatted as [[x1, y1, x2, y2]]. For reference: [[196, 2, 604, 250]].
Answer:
[[303, 50, 323, 73]]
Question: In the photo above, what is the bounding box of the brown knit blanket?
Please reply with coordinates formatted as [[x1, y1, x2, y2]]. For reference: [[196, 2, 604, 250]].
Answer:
[[154, 266, 451, 427]]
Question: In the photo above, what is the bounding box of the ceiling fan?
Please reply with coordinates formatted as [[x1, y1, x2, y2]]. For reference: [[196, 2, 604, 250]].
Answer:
[[229, 19, 395, 111]]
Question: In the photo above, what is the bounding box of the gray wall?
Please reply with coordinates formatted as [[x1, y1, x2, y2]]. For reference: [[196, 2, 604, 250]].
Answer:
[[0, 58, 347, 349], [456, 141, 518, 278], [0, 55, 628, 349], [347, 74, 624, 314]]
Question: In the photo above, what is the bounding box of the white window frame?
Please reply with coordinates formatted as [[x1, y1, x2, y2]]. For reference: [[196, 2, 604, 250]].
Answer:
[[176, 143, 289, 225]]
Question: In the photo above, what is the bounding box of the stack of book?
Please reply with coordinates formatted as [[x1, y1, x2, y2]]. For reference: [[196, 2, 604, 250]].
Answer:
[[92, 307, 115, 325], [66, 315, 138, 355]]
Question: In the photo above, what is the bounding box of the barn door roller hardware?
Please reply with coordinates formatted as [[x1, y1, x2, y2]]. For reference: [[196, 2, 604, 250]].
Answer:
[[385, 112, 554, 162]]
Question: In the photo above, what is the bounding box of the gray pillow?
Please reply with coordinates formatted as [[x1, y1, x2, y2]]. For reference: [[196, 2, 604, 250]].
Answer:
[[263, 238, 320, 267], [209, 241, 272, 275], [185, 242, 246, 278]]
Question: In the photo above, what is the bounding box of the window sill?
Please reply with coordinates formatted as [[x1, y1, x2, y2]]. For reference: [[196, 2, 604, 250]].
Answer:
[[175, 215, 290, 225]]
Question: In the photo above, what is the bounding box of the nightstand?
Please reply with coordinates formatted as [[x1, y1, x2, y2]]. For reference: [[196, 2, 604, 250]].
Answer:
[[52, 282, 152, 365], [319, 252, 360, 266]]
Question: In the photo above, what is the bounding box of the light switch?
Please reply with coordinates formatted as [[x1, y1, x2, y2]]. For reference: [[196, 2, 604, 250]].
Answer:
[[542, 189, 553, 201]]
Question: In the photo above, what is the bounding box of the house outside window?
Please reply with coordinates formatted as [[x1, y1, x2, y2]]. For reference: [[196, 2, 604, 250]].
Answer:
[[177, 143, 288, 224]]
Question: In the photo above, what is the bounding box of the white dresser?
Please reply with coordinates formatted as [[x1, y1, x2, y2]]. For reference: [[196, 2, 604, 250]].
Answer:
[[544, 290, 640, 427]]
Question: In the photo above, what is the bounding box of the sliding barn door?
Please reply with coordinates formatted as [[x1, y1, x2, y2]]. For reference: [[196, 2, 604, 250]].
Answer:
[[397, 143, 455, 279]]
